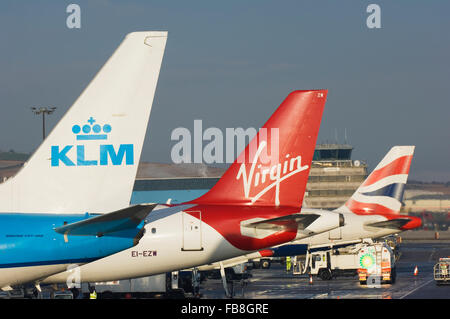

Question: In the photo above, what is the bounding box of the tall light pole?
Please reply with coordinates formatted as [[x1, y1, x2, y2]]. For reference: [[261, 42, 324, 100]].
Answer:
[[31, 107, 57, 140]]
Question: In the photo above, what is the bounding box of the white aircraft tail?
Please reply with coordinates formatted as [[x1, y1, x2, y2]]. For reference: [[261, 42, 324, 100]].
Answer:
[[0, 31, 167, 213]]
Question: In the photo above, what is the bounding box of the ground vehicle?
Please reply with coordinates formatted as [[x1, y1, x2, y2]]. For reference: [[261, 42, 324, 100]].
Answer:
[[309, 247, 359, 280], [0, 288, 25, 299], [80, 271, 200, 299], [307, 242, 395, 285], [434, 258, 450, 285], [251, 257, 284, 269], [51, 291, 73, 299], [358, 243, 396, 285], [6, 288, 25, 299], [202, 262, 252, 281], [252, 258, 272, 269]]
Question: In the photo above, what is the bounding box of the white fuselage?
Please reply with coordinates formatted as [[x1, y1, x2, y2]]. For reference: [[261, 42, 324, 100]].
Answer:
[[42, 206, 342, 284]]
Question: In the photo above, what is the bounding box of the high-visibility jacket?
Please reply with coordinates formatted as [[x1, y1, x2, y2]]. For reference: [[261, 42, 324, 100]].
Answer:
[[90, 291, 97, 299]]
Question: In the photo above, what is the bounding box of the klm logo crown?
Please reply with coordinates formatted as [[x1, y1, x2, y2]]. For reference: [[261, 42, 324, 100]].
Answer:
[[72, 117, 111, 141]]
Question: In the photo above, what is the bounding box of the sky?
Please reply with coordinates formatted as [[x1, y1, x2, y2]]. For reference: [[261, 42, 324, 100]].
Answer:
[[0, 1, 448, 182]]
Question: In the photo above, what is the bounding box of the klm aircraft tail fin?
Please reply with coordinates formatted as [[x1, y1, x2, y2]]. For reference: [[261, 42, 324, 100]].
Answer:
[[0, 32, 167, 213]]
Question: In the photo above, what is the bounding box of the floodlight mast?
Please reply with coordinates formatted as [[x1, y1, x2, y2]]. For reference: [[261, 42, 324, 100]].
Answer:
[[31, 107, 57, 140]]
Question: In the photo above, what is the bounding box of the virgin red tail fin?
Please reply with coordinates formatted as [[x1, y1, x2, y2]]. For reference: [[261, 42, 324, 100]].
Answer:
[[190, 90, 327, 207]]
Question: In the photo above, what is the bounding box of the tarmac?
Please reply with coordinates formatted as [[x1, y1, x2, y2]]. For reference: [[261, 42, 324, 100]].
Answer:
[[199, 241, 450, 299]]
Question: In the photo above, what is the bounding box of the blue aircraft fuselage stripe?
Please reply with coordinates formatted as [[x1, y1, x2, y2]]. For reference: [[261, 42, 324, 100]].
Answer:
[[271, 244, 308, 257], [0, 213, 139, 269], [0, 258, 98, 269]]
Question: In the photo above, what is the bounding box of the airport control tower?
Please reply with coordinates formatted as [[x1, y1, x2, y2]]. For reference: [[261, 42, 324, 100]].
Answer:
[[303, 144, 368, 210]]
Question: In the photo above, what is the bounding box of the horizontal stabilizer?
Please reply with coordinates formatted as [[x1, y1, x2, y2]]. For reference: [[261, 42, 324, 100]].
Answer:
[[243, 214, 320, 231], [54, 204, 157, 237], [366, 218, 412, 229]]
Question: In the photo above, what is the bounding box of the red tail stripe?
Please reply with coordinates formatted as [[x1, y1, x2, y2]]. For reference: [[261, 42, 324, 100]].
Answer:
[[400, 216, 422, 230], [362, 155, 413, 187], [345, 198, 398, 215]]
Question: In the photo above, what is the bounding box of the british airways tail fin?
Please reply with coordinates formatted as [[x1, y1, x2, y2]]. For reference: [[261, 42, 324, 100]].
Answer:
[[0, 31, 167, 214], [190, 90, 327, 207], [336, 146, 415, 215]]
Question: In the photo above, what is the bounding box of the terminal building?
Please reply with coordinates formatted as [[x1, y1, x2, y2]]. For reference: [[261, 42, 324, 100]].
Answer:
[[131, 163, 224, 205]]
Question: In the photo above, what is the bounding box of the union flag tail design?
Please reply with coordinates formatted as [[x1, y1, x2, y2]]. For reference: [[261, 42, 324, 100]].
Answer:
[[191, 90, 328, 207], [339, 146, 415, 215]]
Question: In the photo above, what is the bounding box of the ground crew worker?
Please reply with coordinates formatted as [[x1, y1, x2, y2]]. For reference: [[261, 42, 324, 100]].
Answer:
[[89, 287, 97, 299], [286, 256, 291, 272]]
